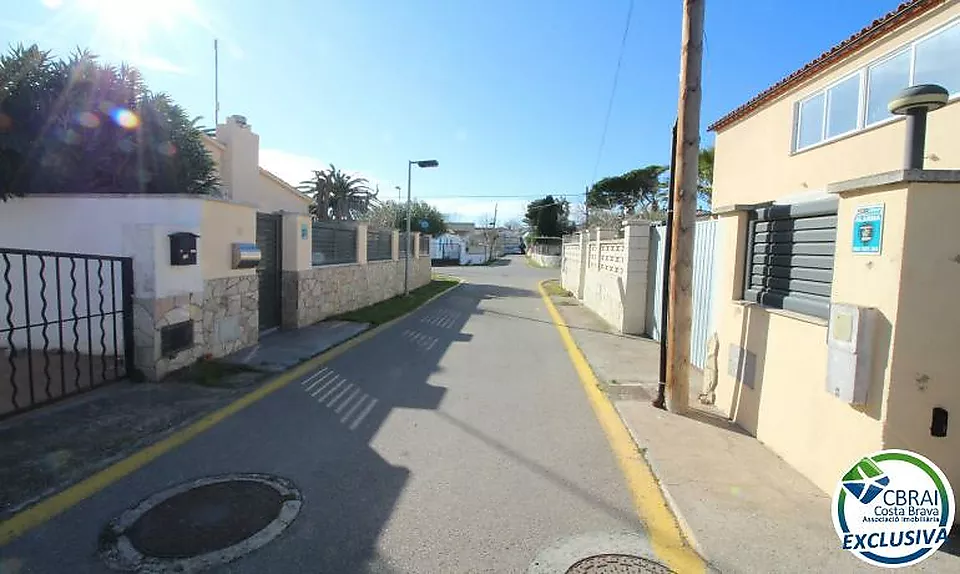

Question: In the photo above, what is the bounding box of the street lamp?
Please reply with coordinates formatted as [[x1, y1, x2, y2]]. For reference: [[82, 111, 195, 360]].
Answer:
[[405, 159, 439, 295]]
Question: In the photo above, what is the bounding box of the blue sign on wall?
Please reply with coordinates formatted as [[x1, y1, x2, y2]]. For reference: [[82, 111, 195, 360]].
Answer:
[[420, 219, 430, 231], [852, 204, 884, 254]]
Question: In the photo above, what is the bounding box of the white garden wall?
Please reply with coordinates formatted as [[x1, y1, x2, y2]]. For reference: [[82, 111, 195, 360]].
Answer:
[[560, 221, 649, 334]]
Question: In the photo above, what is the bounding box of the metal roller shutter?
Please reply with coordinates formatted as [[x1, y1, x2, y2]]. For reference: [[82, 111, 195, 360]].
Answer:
[[743, 198, 838, 319]]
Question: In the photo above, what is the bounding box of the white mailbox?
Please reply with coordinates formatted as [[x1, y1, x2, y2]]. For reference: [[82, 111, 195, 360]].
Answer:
[[826, 303, 878, 404]]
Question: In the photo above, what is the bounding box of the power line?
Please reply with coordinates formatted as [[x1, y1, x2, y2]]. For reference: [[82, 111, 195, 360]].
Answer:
[[412, 192, 586, 200], [590, 0, 635, 187]]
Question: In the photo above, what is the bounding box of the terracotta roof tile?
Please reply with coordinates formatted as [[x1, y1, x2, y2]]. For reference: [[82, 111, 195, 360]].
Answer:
[[708, 0, 950, 132]]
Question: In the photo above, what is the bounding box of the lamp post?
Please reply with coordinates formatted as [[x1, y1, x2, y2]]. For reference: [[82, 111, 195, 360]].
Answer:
[[405, 159, 439, 295], [887, 84, 948, 170]]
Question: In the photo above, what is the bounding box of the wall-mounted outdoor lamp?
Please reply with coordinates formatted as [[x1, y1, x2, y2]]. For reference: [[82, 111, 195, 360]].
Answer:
[[888, 84, 949, 170]]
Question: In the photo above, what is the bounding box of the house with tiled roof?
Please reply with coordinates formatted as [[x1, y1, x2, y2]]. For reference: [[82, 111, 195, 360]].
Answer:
[[706, 0, 960, 499]]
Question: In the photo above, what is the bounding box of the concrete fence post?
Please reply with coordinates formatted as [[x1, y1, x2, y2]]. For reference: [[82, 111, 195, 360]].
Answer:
[[391, 230, 400, 261], [412, 231, 421, 258], [621, 219, 650, 334], [356, 223, 368, 265], [577, 231, 588, 299]]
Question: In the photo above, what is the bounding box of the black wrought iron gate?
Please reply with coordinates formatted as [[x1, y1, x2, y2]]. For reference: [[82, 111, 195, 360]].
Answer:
[[1, 248, 135, 418]]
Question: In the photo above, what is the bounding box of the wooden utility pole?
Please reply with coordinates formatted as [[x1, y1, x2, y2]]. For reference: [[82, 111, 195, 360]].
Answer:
[[666, 0, 705, 414]]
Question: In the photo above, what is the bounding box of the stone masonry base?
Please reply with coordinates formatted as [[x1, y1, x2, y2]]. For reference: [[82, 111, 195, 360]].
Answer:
[[282, 257, 432, 329]]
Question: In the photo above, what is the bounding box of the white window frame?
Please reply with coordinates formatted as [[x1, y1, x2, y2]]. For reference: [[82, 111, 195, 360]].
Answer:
[[792, 17, 960, 153], [825, 71, 864, 140]]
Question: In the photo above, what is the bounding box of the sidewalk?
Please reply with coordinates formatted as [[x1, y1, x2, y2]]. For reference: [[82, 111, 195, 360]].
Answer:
[[549, 289, 960, 573], [0, 319, 368, 522]]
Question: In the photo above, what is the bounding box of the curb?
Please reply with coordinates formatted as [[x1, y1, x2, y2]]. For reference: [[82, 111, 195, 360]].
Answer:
[[614, 403, 710, 565], [0, 277, 463, 547], [541, 284, 710, 567], [536, 280, 707, 573]]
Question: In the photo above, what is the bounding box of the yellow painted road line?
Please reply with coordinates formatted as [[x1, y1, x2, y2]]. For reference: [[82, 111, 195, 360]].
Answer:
[[0, 279, 463, 547], [537, 280, 707, 574]]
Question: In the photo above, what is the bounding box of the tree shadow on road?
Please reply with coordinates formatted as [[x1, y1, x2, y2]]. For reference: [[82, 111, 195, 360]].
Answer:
[[234, 280, 578, 572]]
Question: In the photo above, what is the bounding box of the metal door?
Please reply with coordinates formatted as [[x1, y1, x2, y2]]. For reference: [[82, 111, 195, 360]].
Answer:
[[256, 213, 282, 331]]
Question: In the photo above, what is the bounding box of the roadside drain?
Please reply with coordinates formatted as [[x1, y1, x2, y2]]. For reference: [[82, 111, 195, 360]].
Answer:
[[99, 473, 301, 572], [528, 532, 675, 574], [566, 554, 674, 573]]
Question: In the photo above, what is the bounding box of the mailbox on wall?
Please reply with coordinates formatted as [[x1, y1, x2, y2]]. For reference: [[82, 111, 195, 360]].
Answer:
[[232, 243, 262, 269], [169, 232, 199, 266]]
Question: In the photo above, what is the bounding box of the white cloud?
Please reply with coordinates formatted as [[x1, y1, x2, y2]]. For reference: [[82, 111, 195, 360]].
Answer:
[[41, 0, 63, 8], [259, 149, 324, 189], [259, 149, 391, 194]]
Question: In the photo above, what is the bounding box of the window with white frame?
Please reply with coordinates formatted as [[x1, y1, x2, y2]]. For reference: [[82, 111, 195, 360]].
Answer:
[[914, 21, 960, 93], [793, 18, 960, 152], [866, 50, 911, 126], [826, 74, 861, 138]]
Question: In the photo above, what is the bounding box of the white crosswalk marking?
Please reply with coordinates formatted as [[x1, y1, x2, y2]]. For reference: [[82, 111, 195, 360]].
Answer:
[[305, 370, 335, 392], [335, 387, 362, 414], [300, 368, 328, 389], [327, 383, 354, 407], [310, 375, 339, 397], [341, 393, 368, 423], [317, 379, 345, 402], [349, 398, 378, 430]]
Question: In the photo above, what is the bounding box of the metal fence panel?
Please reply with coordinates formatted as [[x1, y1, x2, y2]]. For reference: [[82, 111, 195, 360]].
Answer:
[[367, 228, 393, 261], [419, 234, 430, 256], [398, 232, 410, 258], [312, 222, 357, 265], [1, 248, 134, 418], [645, 219, 718, 370]]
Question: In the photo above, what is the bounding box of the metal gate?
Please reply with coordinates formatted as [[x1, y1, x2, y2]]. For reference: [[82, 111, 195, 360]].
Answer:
[[1, 248, 134, 418], [645, 219, 719, 370], [256, 213, 282, 331]]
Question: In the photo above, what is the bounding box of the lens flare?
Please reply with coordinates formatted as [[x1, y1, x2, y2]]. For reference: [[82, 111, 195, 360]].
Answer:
[[110, 108, 140, 130], [76, 111, 100, 128]]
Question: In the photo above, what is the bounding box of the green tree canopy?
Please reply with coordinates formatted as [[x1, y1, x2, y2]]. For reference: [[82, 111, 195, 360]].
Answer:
[[587, 164, 667, 216], [362, 199, 447, 236], [298, 163, 378, 220], [0, 44, 218, 201], [698, 146, 714, 205], [524, 195, 573, 237]]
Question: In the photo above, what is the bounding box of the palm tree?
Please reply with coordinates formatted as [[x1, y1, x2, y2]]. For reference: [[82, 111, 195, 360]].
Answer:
[[299, 168, 333, 220], [698, 146, 714, 205], [299, 164, 377, 220]]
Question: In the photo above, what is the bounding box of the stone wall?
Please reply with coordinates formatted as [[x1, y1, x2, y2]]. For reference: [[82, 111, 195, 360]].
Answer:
[[131, 274, 259, 380], [283, 256, 431, 328]]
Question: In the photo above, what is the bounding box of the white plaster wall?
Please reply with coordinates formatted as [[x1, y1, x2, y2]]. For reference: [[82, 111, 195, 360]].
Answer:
[[562, 223, 649, 335], [0, 194, 256, 354], [582, 268, 626, 332], [529, 253, 561, 267]]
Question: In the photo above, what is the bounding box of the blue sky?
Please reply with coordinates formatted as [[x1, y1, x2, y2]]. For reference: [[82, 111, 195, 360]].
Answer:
[[3, 0, 905, 222]]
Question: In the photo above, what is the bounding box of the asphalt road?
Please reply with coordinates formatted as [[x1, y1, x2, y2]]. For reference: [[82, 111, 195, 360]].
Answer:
[[2, 257, 644, 573]]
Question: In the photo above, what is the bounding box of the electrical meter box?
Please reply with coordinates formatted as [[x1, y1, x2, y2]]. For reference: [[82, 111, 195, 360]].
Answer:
[[825, 303, 877, 404]]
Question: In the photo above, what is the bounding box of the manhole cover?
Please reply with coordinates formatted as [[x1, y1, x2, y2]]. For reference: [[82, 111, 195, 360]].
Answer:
[[566, 554, 674, 573], [100, 474, 301, 572]]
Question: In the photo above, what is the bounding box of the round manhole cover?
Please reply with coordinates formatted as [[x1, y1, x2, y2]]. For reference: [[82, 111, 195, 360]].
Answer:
[[566, 554, 674, 574], [100, 474, 301, 572]]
